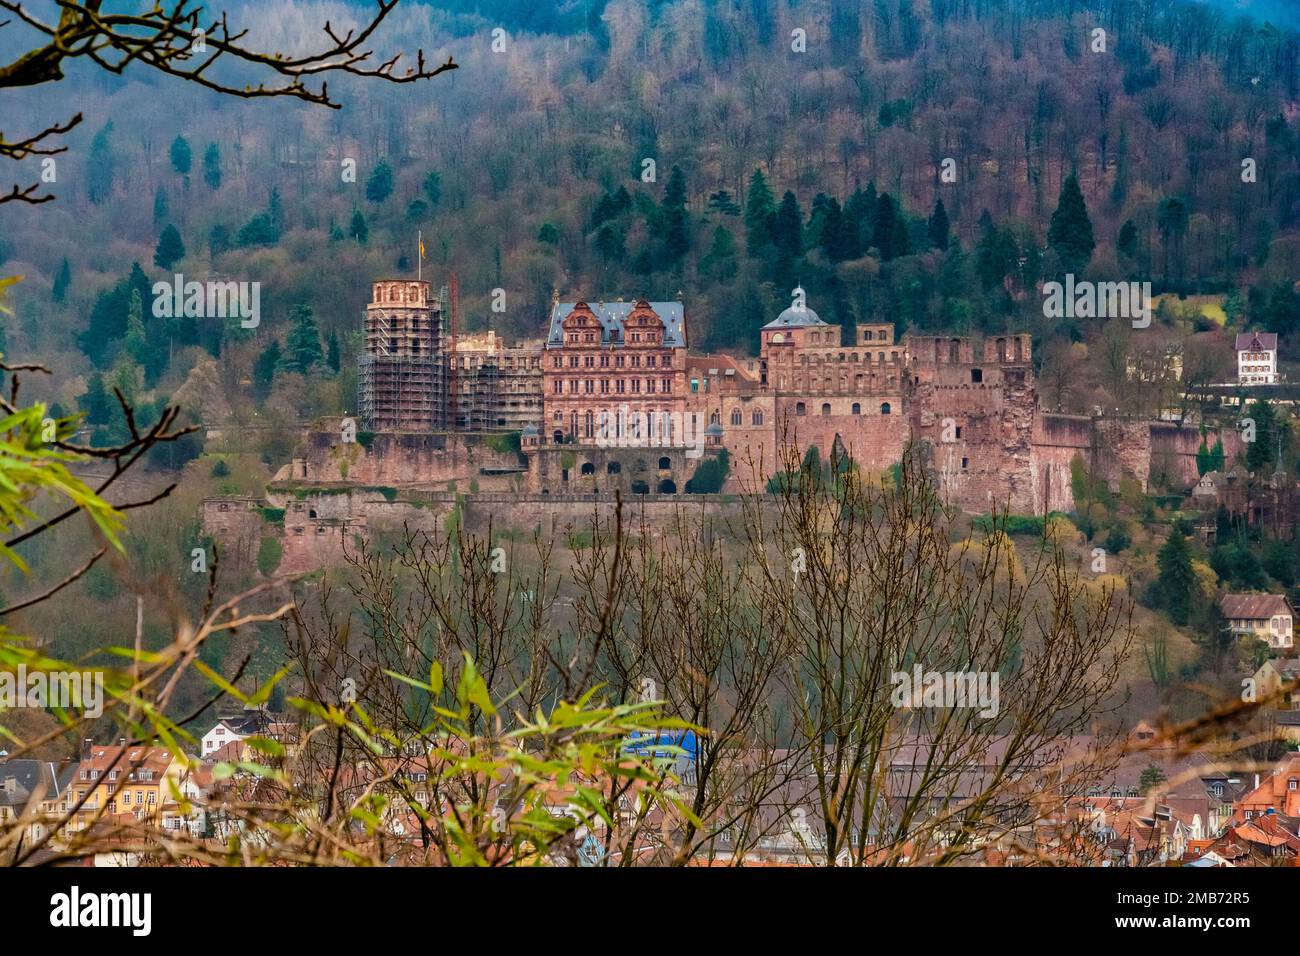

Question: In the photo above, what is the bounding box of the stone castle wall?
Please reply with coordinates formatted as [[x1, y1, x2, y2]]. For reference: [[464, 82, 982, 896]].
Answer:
[[291, 425, 526, 486]]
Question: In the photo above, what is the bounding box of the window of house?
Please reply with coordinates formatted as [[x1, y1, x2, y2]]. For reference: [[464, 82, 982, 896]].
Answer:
[[731, 409, 742, 426], [880, 402, 891, 415], [971, 368, 982, 383]]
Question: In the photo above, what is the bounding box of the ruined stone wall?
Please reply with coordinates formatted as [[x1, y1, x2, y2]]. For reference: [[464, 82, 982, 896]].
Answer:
[[299, 426, 525, 486]]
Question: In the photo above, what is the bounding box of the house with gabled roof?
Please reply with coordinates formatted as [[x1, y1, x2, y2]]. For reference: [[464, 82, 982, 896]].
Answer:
[[1237, 331, 1279, 385], [1221, 592, 1296, 650]]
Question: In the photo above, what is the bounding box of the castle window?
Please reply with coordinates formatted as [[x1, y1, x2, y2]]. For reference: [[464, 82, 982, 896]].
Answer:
[[658, 457, 671, 470], [731, 409, 742, 426], [796, 402, 806, 416], [852, 403, 861, 415], [971, 368, 983, 383], [880, 402, 891, 415], [962, 457, 969, 471], [752, 411, 764, 426], [821, 403, 831, 416], [863, 330, 873, 342]]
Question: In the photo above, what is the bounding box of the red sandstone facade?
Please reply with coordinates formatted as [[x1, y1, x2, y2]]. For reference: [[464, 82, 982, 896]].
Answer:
[[543, 300, 689, 444]]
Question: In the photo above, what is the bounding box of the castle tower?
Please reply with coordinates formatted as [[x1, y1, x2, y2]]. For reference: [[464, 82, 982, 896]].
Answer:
[[357, 279, 447, 431]]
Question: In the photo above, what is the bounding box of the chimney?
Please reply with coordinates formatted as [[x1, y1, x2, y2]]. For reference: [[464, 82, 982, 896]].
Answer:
[[81, 737, 93, 759], [118, 737, 127, 750]]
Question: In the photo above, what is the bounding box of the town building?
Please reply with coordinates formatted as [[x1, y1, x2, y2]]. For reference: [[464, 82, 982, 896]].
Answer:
[[1236, 331, 1279, 385], [449, 330, 544, 432], [542, 298, 689, 445], [69, 739, 184, 833], [358, 279, 448, 431], [1220, 592, 1296, 649]]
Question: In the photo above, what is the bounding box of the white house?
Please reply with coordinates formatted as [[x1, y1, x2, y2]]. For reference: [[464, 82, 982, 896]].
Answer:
[[1236, 331, 1279, 385], [1221, 592, 1295, 649]]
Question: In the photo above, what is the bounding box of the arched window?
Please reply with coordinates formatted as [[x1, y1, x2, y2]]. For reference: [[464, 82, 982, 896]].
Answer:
[[607, 461, 621, 474], [796, 402, 806, 416], [731, 408, 742, 426], [751, 410, 764, 426], [880, 402, 892, 415], [580, 461, 595, 476], [852, 403, 861, 415], [658, 456, 671, 470], [821, 403, 831, 416]]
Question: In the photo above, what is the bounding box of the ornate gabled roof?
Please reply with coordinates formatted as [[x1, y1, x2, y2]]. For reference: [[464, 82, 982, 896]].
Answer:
[[547, 300, 685, 348]]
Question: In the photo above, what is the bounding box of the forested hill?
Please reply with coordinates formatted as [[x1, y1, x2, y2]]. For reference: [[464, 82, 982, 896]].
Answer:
[[2, 0, 1299, 442]]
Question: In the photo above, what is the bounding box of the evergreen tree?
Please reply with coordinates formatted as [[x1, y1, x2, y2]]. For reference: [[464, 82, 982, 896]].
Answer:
[[365, 160, 394, 203], [326, 331, 341, 373], [1155, 528, 1200, 626], [1048, 173, 1095, 273], [1245, 399, 1288, 472], [237, 213, 279, 248], [123, 289, 149, 368], [279, 306, 324, 373], [743, 169, 777, 256], [707, 190, 741, 216], [593, 222, 626, 261], [871, 193, 908, 260], [423, 171, 442, 209], [1117, 219, 1138, 261], [773, 191, 803, 258], [154, 224, 186, 269], [203, 143, 222, 190], [82, 372, 116, 424], [210, 224, 232, 257], [661, 165, 690, 264], [87, 121, 115, 205], [51, 257, 70, 304], [268, 189, 284, 231], [79, 263, 151, 365], [348, 209, 369, 244], [927, 199, 950, 250], [153, 185, 169, 224], [253, 340, 281, 398], [169, 135, 192, 176], [700, 226, 738, 281]]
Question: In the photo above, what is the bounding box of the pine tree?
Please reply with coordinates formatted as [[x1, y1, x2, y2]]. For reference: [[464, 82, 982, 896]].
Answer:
[[279, 306, 324, 373], [1048, 173, 1095, 273], [1156, 528, 1200, 626], [349, 209, 369, 244], [423, 171, 442, 208], [773, 191, 803, 258], [326, 331, 341, 373], [743, 169, 777, 256], [1117, 219, 1138, 261], [253, 341, 281, 398], [82, 372, 116, 424], [700, 226, 738, 280], [153, 186, 169, 224], [661, 165, 690, 264], [366, 160, 394, 203], [203, 143, 222, 190], [169, 135, 192, 175], [87, 121, 115, 205], [154, 224, 186, 269], [123, 289, 149, 368], [927, 199, 950, 250], [872, 193, 908, 260], [51, 257, 71, 304]]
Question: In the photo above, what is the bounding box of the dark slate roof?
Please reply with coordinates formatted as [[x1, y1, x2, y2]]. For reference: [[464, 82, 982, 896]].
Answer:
[[1236, 332, 1278, 351], [0, 758, 74, 806], [762, 304, 826, 330], [546, 301, 685, 348]]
